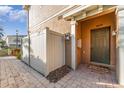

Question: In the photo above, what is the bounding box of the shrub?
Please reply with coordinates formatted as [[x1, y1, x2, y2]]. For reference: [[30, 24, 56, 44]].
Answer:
[[0, 48, 8, 57], [16, 52, 21, 59]]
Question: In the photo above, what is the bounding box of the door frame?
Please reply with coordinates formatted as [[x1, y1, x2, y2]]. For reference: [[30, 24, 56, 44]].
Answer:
[[90, 26, 111, 67]]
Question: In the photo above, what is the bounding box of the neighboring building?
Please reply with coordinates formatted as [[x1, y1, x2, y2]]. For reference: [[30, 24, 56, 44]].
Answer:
[[6, 35, 27, 48], [22, 5, 124, 85]]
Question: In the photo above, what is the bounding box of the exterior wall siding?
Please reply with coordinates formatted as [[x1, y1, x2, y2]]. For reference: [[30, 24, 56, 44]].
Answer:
[[29, 5, 71, 34], [29, 5, 68, 28]]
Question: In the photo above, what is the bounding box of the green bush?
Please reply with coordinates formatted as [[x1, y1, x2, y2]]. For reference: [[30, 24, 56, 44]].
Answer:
[[0, 49, 8, 57], [16, 51, 21, 59]]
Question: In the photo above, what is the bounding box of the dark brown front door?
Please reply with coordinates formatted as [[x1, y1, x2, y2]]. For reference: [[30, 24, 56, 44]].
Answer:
[[91, 27, 110, 64]]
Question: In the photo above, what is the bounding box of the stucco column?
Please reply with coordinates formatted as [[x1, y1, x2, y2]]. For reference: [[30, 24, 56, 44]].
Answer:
[[71, 18, 77, 70], [116, 6, 124, 85]]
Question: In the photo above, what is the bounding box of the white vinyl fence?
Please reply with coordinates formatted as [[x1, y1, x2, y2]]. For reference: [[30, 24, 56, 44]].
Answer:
[[21, 37, 29, 64], [22, 27, 65, 76]]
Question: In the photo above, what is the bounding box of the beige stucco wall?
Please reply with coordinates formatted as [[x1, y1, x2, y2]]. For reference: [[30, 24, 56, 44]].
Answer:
[[78, 12, 116, 68], [29, 5, 71, 34]]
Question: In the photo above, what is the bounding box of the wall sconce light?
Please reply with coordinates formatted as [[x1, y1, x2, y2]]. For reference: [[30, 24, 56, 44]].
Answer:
[[112, 30, 118, 36], [65, 32, 71, 40]]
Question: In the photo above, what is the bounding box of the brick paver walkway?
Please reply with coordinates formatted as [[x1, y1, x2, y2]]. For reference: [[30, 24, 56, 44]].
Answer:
[[0, 56, 123, 88]]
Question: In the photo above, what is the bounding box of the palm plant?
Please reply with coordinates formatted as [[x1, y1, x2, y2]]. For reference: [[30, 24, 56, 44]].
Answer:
[[0, 27, 4, 39]]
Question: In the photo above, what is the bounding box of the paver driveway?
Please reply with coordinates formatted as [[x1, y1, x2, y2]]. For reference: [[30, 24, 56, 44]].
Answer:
[[0, 56, 123, 88]]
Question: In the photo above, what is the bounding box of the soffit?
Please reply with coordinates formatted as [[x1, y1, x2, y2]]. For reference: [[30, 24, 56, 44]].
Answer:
[[63, 5, 117, 21]]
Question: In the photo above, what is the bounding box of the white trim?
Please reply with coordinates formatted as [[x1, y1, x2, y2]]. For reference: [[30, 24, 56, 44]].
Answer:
[[63, 5, 91, 18], [29, 5, 76, 30], [98, 5, 103, 13], [71, 19, 77, 70], [63, 5, 116, 21]]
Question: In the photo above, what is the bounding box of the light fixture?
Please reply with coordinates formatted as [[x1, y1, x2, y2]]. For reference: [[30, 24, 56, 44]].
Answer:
[[112, 30, 118, 36], [65, 32, 71, 40]]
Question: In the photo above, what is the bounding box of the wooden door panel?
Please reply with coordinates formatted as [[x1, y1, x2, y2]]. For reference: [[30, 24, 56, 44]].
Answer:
[[91, 27, 110, 64]]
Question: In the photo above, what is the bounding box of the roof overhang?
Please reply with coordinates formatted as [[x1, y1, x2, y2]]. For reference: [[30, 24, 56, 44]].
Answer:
[[63, 5, 117, 21], [63, 5, 91, 19]]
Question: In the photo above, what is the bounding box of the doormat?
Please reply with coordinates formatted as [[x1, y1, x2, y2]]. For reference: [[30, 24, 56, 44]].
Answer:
[[88, 64, 111, 74], [46, 65, 71, 83]]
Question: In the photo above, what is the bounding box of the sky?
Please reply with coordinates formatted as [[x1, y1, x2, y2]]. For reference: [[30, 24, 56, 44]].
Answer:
[[0, 5, 27, 35]]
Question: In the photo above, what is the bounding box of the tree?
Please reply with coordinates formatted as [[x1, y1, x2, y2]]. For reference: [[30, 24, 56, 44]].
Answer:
[[0, 40, 6, 47], [0, 26, 5, 48], [0, 26, 4, 39]]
